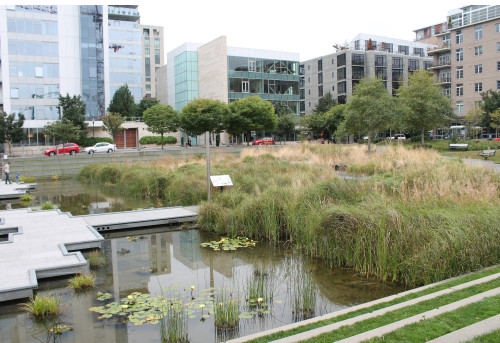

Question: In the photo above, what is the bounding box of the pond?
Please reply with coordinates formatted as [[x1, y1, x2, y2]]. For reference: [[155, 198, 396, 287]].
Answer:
[[0, 179, 407, 343]]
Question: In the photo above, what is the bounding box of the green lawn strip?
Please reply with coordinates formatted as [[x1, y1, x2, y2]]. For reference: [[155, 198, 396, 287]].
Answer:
[[466, 329, 500, 343], [363, 295, 500, 343], [299, 279, 500, 343], [246, 268, 499, 343]]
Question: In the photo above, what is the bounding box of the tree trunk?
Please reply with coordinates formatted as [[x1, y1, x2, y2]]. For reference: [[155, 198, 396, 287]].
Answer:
[[367, 136, 372, 152], [421, 128, 425, 145], [161, 133, 164, 150]]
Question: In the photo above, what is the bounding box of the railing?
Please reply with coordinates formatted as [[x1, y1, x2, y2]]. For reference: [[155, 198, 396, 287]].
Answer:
[[438, 77, 451, 83]]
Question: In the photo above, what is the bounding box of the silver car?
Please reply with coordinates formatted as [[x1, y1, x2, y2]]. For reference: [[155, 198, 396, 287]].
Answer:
[[85, 142, 117, 154]]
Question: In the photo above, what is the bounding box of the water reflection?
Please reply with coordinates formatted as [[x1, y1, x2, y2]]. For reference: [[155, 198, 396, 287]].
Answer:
[[0, 227, 405, 343]]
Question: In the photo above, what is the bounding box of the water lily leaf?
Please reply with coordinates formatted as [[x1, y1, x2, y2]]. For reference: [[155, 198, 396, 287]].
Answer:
[[102, 314, 112, 318]]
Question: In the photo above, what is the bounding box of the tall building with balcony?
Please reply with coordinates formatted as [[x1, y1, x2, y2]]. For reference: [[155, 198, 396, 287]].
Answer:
[[166, 36, 300, 143], [140, 25, 163, 99], [300, 34, 434, 115], [428, 5, 500, 117]]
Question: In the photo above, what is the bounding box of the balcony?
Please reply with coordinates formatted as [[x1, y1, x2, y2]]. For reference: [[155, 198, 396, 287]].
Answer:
[[437, 77, 451, 84], [428, 61, 451, 70], [427, 42, 451, 55], [108, 6, 140, 21]]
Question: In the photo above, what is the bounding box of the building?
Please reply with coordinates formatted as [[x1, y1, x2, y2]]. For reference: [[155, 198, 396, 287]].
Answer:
[[300, 34, 434, 115], [414, 22, 448, 45], [428, 5, 500, 118], [140, 24, 164, 99], [165, 36, 300, 144]]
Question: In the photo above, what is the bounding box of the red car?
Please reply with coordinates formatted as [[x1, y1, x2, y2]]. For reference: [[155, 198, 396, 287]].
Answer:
[[252, 137, 276, 145], [43, 143, 80, 156], [493, 137, 500, 141]]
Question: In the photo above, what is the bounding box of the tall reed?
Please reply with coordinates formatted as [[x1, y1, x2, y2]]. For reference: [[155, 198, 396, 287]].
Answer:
[[20, 294, 61, 318], [159, 301, 189, 343], [214, 289, 240, 329]]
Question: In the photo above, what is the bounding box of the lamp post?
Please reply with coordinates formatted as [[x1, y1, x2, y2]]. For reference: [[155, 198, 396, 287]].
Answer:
[[92, 117, 95, 142]]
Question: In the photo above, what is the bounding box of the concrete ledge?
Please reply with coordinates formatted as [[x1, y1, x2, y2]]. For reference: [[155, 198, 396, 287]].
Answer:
[[428, 314, 500, 343]]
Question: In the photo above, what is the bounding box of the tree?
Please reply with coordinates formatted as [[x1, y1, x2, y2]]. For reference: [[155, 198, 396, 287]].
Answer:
[[143, 104, 179, 149], [479, 90, 500, 131], [228, 96, 277, 145], [136, 98, 159, 117], [0, 111, 25, 155], [42, 120, 80, 151], [397, 70, 453, 145], [490, 108, 500, 138], [180, 99, 229, 137], [108, 85, 136, 118], [59, 94, 88, 134], [275, 114, 297, 144], [338, 76, 394, 151], [313, 92, 337, 114], [326, 104, 347, 141], [304, 111, 328, 136], [100, 112, 125, 141], [464, 107, 482, 139]]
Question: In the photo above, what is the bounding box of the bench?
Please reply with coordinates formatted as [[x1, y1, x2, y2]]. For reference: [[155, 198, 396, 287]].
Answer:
[[478, 150, 496, 160], [449, 143, 469, 150]]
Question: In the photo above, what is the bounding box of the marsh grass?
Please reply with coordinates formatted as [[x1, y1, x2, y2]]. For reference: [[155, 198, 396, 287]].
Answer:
[[289, 262, 316, 321], [159, 301, 189, 343], [88, 250, 106, 268], [20, 194, 32, 202], [246, 267, 274, 305], [20, 294, 61, 318], [214, 289, 240, 329], [41, 201, 54, 210], [67, 273, 95, 290]]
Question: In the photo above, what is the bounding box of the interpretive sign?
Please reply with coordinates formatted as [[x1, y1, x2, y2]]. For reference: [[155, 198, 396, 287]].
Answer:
[[210, 175, 233, 187]]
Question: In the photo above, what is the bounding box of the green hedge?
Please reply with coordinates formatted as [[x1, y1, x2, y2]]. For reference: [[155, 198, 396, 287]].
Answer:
[[77, 137, 114, 147], [139, 136, 177, 145]]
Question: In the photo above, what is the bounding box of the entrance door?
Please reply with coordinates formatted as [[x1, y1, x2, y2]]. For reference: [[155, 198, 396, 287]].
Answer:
[[114, 128, 138, 148]]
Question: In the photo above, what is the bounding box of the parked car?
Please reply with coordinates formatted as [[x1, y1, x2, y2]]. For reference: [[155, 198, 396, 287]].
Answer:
[[388, 134, 406, 140], [85, 142, 117, 154], [252, 137, 276, 145], [43, 143, 80, 156], [493, 137, 500, 141]]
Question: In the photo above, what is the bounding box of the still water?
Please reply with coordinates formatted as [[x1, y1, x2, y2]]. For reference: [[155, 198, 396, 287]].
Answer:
[[0, 180, 406, 343]]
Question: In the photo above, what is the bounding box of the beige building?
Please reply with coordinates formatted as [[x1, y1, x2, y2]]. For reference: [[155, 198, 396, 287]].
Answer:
[[428, 5, 500, 118], [156, 64, 168, 105], [140, 25, 164, 99]]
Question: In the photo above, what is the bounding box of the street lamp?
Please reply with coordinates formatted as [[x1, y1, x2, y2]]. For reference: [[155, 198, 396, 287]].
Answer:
[[92, 117, 95, 142]]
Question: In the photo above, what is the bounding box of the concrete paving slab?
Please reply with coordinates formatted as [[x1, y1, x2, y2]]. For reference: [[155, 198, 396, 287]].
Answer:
[[79, 206, 198, 231], [229, 271, 500, 343], [428, 314, 500, 343], [0, 209, 103, 302], [0, 182, 27, 199]]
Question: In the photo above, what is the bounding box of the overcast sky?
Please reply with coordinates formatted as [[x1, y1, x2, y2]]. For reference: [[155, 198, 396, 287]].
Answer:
[[138, 0, 474, 60]]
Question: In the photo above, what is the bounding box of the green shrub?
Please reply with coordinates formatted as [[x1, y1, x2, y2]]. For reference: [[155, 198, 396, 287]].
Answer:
[[139, 136, 177, 145], [67, 273, 95, 290], [19, 176, 36, 183], [41, 201, 54, 210], [20, 294, 61, 318], [77, 137, 114, 147]]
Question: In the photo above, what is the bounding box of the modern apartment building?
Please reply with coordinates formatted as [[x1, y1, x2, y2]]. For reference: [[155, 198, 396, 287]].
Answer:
[[414, 22, 447, 45], [428, 5, 500, 117], [166, 36, 300, 143], [140, 24, 163, 99], [0, 4, 144, 146], [300, 34, 434, 115]]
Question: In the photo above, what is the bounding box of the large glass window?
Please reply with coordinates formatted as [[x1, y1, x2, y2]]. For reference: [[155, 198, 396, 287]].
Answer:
[[392, 57, 403, 68], [375, 55, 386, 66], [154, 38, 160, 47], [7, 17, 57, 35], [155, 49, 160, 64], [318, 85, 323, 97], [456, 83, 463, 96], [337, 67, 346, 80], [318, 59, 322, 72], [413, 47, 424, 57], [408, 59, 419, 72], [398, 45, 409, 55], [352, 54, 364, 65], [337, 54, 346, 66], [318, 73, 323, 84], [456, 101, 463, 114]]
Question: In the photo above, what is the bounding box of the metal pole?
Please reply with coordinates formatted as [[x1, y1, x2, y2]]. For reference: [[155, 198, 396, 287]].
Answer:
[[206, 131, 211, 201], [92, 118, 95, 141]]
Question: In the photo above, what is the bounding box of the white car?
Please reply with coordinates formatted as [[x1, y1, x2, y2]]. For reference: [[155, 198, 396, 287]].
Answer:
[[388, 134, 406, 140], [85, 142, 117, 154]]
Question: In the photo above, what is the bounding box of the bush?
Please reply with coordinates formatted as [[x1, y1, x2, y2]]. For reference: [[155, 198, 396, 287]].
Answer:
[[19, 176, 36, 183], [41, 201, 55, 210], [77, 137, 114, 147], [139, 136, 177, 145]]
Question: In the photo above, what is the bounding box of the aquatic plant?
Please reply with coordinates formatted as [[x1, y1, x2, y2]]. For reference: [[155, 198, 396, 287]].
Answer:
[[290, 263, 316, 321], [88, 250, 106, 268], [158, 301, 190, 343], [96, 292, 112, 301], [200, 237, 256, 251], [67, 273, 95, 290], [40, 201, 54, 210], [19, 176, 36, 183], [20, 194, 32, 202], [20, 294, 61, 318], [51, 174, 59, 181], [214, 289, 240, 328], [246, 267, 274, 305]]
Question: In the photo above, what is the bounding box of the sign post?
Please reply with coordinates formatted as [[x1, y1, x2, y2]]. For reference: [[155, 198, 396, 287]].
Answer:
[[210, 175, 233, 193]]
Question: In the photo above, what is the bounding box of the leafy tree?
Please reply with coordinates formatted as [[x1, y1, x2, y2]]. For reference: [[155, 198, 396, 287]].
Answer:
[[313, 92, 337, 114], [326, 104, 347, 141], [136, 98, 159, 117], [180, 99, 229, 137], [0, 111, 25, 155], [397, 70, 453, 145], [108, 85, 136, 118], [304, 112, 328, 136], [464, 107, 482, 139], [143, 104, 179, 149], [338, 76, 394, 151], [228, 96, 277, 145], [59, 94, 88, 134], [100, 112, 125, 141], [275, 114, 297, 144], [479, 90, 500, 130], [490, 108, 500, 138], [42, 120, 80, 150], [273, 102, 294, 116]]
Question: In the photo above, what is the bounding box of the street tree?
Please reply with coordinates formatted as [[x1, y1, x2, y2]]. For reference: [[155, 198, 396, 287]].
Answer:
[[136, 98, 159, 117], [490, 108, 500, 138], [397, 70, 453, 145], [100, 112, 125, 141], [59, 94, 88, 134], [42, 120, 81, 151], [313, 92, 337, 114], [275, 114, 297, 144], [143, 104, 180, 149], [326, 104, 347, 141], [479, 90, 500, 131], [108, 85, 136, 118], [464, 107, 482, 139], [0, 111, 25, 155], [180, 99, 229, 138], [228, 96, 277, 145], [338, 76, 394, 151]]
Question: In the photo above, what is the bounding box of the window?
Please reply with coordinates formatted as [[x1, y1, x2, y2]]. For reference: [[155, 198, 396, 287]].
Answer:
[[475, 25, 483, 40], [456, 101, 463, 114], [331, 58, 334, 65], [398, 45, 409, 55], [474, 64, 482, 74], [242, 80, 249, 93], [145, 39, 150, 47], [413, 47, 424, 57], [497, 42, 500, 52], [308, 89, 310, 95], [496, 23, 500, 32], [332, 72, 334, 78], [248, 59, 256, 72], [307, 77, 310, 83], [154, 38, 160, 47], [456, 48, 463, 61], [475, 46, 483, 55], [308, 102, 311, 107], [307, 65, 310, 70], [497, 80, 500, 90], [475, 82, 483, 92], [456, 66, 463, 79], [155, 49, 160, 64], [11, 88, 19, 98], [318, 85, 323, 97], [332, 85, 335, 91], [318, 59, 322, 72], [145, 84, 151, 91], [145, 48, 150, 55], [318, 72, 323, 84], [498, 61, 500, 71], [456, 84, 463, 96], [456, 30, 463, 44]]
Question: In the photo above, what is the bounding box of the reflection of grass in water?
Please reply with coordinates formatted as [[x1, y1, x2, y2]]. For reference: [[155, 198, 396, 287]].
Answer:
[[159, 301, 190, 343], [214, 289, 240, 329], [246, 267, 274, 304], [88, 250, 106, 268], [289, 260, 316, 321]]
